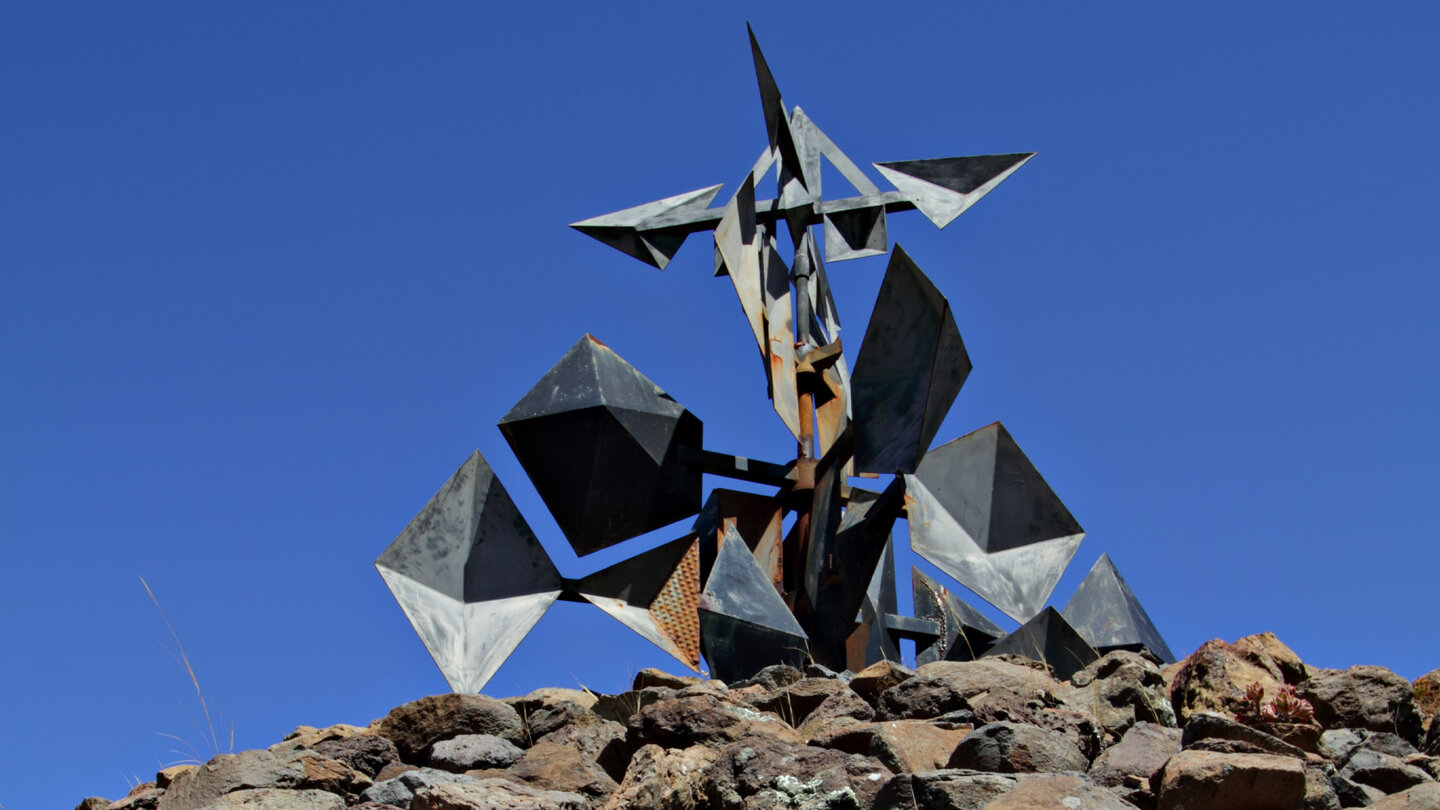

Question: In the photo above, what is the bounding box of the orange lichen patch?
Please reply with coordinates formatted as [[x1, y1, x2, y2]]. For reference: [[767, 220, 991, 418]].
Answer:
[[651, 539, 702, 669]]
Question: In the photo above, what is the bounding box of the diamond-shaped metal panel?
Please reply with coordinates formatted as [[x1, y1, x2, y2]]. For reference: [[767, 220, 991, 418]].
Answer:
[[575, 534, 702, 670], [1062, 553, 1174, 663], [851, 246, 971, 474], [983, 607, 1098, 682], [498, 335, 703, 555], [911, 567, 1006, 664], [699, 525, 808, 682], [906, 422, 1084, 622], [375, 451, 561, 693]]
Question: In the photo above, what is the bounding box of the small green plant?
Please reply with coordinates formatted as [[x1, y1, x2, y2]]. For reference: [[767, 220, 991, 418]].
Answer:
[[142, 576, 233, 763], [1235, 681, 1314, 725]]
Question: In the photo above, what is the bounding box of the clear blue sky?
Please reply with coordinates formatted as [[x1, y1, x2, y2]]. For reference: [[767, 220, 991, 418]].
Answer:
[[2, 3, 1436, 806]]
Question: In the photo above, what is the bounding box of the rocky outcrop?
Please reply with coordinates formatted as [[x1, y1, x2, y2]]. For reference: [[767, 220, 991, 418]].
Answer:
[[76, 633, 1434, 810]]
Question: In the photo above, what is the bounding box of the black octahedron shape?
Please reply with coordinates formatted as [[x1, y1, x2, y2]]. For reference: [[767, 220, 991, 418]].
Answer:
[[498, 334, 703, 556], [1063, 554, 1175, 663]]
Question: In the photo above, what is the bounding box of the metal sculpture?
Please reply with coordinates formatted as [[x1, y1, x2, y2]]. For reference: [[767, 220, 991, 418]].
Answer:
[[1063, 554, 1176, 663], [376, 26, 1174, 691]]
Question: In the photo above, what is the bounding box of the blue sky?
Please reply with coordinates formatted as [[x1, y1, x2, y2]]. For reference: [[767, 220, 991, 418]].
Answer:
[[2, 3, 1437, 806]]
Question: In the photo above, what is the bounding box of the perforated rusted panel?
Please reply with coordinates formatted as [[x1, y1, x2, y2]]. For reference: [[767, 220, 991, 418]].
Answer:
[[651, 539, 701, 669]]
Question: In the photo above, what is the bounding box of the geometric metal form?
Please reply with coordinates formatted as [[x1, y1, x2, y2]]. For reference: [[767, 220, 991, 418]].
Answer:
[[691, 488, 785, 590], [375, 451, 562, 693], [846, 534, 901, 671], [850, 245, 971, 474], [906, 422, 1085, 622], [912, 566, 1006, 665], [983, 606, 1099, 682], [498, 334, 703, 556], [698, 525, 809, 683], [1062, 553, 1175, 663], [873, 153, 1035, 229], [801, 477, 906, 670], [570, 184, 725, 270], [824, 205, 887, 262], [575, 535, 702, 671]]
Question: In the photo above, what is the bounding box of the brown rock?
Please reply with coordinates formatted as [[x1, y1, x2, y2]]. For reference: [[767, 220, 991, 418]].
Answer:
[[1183, 712, 1308, 759], [1300, 667, 1426, 745], [155, 750, 370, 810], [729, 663, 804, 690], [412, 779, 589, 810], [631, 668, 704, 690], [474, 742, 618, 804], [796, 690, 876, 740], [107, 788, 163, 810], [1156, 750, 1306, 810], [983, 773, 1137, 809], [1167, 636, 1296, 725], [1366, 783, 1440, 809], [744, 677, 852, 727], [704, 733, 892, 810], [1089, 722, 1182, 789], [157, 765, 198, 788], [1305, 765, 1342, 810], [272, 724, 372, 755], [599, 744, 717, 810], [534, 719, 630, 783], [849, 661, 915, 707], [877, 659, 1063, 720], [867, 720, 973, 774], [627, 693, 802, 750], [311, 734, 401, 779], [1414, 671, 1440, 728], [377, 694, 525, 761], [1063, 650, 1177, 739], [947, 722, 1090, 774], [76, 798, 111, 810], [590, 686, 677, 724], [1233, 632, 1310, 684]]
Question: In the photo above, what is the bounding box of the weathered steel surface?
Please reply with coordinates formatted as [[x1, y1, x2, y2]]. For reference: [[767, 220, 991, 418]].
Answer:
[[576, 534, 702, 670], [873, 153, 1034, 229], [912, 566, 1005, 665], [850, 246, 971, 475], [984, 607, 1098, 682], [498, 335, 703, 556], [375, 451, 562, 693], [1062, 553, 1175, 663], [906, 422, 1084, 623], [698, 525, 808, 682], [691, 488, 786, 589]]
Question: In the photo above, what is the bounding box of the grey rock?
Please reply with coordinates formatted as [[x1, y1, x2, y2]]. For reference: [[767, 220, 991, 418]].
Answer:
[[411, 779, 589, 810], [1340, 749, 1434, 795], [730, 663, 805, 691], [947, 722, 1089, 774], [156, 750, 369, 810], [1299, 668, 1426, 745], [1306, 766, 1343, 810], [1322, 730, 1371, 762], [590, 686, 676, 724], [360, 768, 478, 808], [428, 734, 523, 772], [599, 744, 717, 810], [190, 789, 344, 809], [704, 734, 892, 810], [1366, 783, 1440, 809], [1364, 732, 1419, 759], [872, 769, 1025, 810], [1064, 650, 1176, 738], [1089, 722, 1182, 790], [1331, 774, 1385, 807]]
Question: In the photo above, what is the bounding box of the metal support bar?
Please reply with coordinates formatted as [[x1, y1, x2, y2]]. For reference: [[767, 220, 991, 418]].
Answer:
[[680, 447, 795, 487], [884, 613, 942, 644]]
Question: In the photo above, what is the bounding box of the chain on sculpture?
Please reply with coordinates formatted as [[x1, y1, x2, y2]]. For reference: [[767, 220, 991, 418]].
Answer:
[[375, 27, 1174, 692]]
